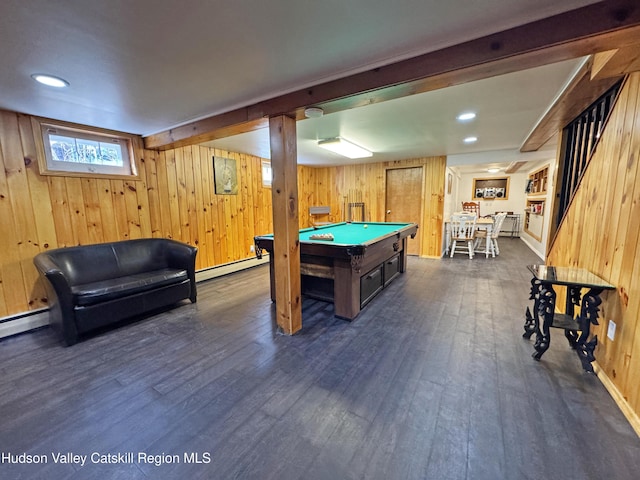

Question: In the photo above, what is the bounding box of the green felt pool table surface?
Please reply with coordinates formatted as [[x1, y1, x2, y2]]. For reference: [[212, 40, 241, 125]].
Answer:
[[254, 221, 418, 320], [299, 222, 414, 245], [256, 222, 415, 246]]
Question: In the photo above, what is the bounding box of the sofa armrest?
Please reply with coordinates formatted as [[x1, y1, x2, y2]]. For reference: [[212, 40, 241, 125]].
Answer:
[[34, 254, 73, 295], [33, 252, 79, 345], [164, 240, 198, 302]]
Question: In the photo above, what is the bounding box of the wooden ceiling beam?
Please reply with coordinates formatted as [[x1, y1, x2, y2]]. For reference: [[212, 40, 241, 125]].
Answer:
[[144, 111, 268, 151], [505, 161, 528, 173], [591, 43, 640, 80], [144, 1, 640, 151]]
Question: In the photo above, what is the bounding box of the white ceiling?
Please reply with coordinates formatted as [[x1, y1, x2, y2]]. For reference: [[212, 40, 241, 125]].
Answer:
[[205, 59, 584, 168], [0, 0, 600, 169]]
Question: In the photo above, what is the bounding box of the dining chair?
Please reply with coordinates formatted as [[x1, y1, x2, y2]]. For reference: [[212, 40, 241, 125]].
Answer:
[[461, 201, 480, 217], [449, 213, 477, 259], [474, 212, 508, 257]]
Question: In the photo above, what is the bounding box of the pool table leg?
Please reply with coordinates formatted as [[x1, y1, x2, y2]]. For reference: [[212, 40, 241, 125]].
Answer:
[[268, 255, 276, 303], [398, 238, 408, 272], [333, 260, 360, 320]]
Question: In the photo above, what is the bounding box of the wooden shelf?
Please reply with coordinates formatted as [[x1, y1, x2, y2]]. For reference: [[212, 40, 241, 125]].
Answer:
[[472, 176, 510, 200], [523, 165, 550, 242], [526, 199, 545, 215], [524, 199, 545, 241], [551, 313, 580, 330], [526, 165, 549, 195]]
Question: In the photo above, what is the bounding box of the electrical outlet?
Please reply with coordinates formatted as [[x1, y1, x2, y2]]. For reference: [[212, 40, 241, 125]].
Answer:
[[607, 320, 616, 341], [249, 245, 255, 252]]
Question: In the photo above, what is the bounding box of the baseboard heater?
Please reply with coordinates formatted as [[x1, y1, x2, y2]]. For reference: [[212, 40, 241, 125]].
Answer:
[[0, 255, 269, 340]]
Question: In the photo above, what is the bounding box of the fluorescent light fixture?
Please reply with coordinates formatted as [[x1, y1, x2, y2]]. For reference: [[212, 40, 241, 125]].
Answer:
[[463, 136, 478, 143], [304, 107, 324, 118], [317, 137, 372, 159], [31, 74, 69, 88], [457, 112, 476, 121], [487, 167, 501, 173]]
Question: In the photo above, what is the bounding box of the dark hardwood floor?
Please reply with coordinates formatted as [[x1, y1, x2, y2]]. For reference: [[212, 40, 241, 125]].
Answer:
[[2, 238, 639, 480]]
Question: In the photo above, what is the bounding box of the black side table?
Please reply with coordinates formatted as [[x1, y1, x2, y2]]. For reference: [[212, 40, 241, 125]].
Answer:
[[523, 265, 615, 373]]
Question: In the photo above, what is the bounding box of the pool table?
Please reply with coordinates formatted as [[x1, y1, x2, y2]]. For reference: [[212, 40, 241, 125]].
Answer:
[[254, 222, 418, 320]]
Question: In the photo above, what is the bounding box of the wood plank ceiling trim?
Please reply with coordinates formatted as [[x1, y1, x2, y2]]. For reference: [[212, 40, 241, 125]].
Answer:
[[591, 43, 640, 80], [144, 1, 640, 151], [520, 58, 624, 152], [505, 161, 528, 173]]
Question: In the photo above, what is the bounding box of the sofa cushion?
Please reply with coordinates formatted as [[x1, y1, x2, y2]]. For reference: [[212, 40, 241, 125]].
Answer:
[[71, 268, 188, 306]]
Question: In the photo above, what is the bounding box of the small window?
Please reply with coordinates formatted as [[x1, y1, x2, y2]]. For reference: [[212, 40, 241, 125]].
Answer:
[[32, 117, 138, 179], [262, 161, 272, 187]]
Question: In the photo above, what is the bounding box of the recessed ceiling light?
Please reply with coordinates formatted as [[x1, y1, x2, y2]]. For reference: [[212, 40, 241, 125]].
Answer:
[[463, 136, 478, 144], [457, 112, 476, 121], [487, 167, 501, 173], [31, 74, 69, 88], [317, 137, 372, 159]]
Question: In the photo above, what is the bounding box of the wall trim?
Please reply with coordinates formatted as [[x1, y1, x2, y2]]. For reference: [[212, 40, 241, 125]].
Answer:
[[439, 237, 544, 260], [594, 362, 640, 438], [195, 255, 268, 282], [0, 255, 269, 340], [520, 236, 546, 260]]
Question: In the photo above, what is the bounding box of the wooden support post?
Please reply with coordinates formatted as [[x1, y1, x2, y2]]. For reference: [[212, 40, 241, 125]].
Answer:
[[269, 115, 302, 334]]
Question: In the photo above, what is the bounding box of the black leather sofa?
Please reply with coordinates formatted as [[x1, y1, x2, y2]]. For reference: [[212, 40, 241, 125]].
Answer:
[[34, 238, 198, 345]]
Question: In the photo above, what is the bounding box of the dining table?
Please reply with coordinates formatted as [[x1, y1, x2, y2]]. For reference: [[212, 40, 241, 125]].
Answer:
[[444, 215, 495, 258]]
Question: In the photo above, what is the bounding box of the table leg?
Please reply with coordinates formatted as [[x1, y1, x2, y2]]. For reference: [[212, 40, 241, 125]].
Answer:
[[523, 278, 541, 339], [532, 283, 556, 361], [574, 288, 605, 373], [485, 225, 492, 258], [445, 224, 451, 255], [560, 285, 580, 348], [564, 329, 579, 348]]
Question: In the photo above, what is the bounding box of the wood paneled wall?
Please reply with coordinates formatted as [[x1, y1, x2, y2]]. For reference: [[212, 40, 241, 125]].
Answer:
[[0, 108, 446, 320], [0, 109, 274, 318], [297, 157, 446, 257], [547, 72, 640, 417]]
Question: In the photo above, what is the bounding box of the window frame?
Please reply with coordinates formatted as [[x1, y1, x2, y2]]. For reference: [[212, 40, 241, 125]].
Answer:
[[261, 160, 272, 188], [31, 117, 139, 180]]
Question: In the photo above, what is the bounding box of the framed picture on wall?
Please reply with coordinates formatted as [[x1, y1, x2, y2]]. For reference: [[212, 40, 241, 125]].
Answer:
[[213, 156, 238, 194]]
